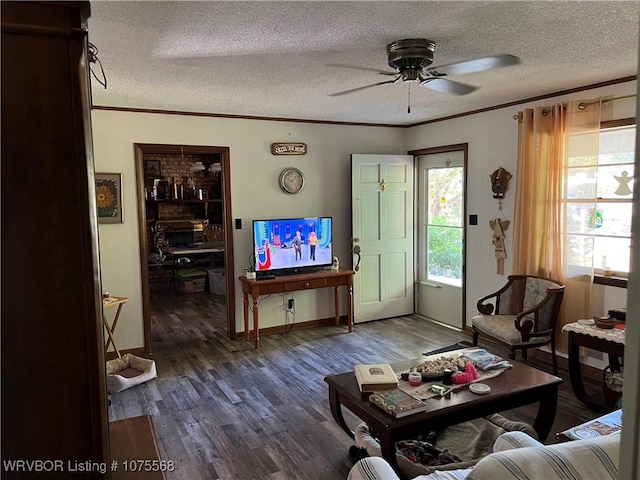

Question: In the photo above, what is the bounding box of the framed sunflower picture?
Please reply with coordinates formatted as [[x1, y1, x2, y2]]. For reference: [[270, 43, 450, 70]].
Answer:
[[95, 173, 123, 224]]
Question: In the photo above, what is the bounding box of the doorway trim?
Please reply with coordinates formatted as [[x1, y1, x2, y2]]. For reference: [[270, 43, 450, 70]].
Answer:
[[409, 143, 468, 330], [134, 143, 236, 352]]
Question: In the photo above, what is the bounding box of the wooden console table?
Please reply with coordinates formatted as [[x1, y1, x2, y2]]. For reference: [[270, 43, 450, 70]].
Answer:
[[239, 269, 355, 348], [563, 321, 625, 412]]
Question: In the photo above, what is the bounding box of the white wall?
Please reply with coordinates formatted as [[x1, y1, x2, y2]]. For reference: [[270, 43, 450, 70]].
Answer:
[[406, 80, 636, 368], [92, 111, 405, 350]]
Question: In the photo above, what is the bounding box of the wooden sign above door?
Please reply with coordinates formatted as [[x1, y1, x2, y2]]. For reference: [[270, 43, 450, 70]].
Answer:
[[271, 143, 307, 155]]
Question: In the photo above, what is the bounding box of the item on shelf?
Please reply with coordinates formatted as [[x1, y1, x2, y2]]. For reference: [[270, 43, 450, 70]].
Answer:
[[594, 316, 617, 329], [354, 364, 399, 392], [369, 388, 428, 418]]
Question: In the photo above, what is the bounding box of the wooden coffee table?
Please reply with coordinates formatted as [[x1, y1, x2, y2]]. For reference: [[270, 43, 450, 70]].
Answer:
[[324, 359, 562, 467]]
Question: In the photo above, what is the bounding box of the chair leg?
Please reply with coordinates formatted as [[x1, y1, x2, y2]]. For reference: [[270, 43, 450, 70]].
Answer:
[[508, 349, 517, 360], [472, 330, 479, 346], [551, 337, 558, 376], [521, 348, 528, 360]]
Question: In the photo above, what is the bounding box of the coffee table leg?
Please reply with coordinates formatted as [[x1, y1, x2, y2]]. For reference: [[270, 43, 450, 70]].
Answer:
[[377, 431, 398, 469], [328, 386, 354, 439], [532, 384, 558, 442]]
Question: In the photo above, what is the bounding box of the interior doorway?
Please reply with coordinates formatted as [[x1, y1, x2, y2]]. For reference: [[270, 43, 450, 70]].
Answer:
[[412, 145, 468, 329], [134, 144, 236, 351]]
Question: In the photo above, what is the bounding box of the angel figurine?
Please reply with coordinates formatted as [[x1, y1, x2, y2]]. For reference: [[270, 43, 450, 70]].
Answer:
[[490, 218, 510, 275]]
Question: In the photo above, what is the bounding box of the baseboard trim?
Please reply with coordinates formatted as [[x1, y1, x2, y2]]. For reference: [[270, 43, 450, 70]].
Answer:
[[247, 315, 350, 338], [105, 347, 148, 361]]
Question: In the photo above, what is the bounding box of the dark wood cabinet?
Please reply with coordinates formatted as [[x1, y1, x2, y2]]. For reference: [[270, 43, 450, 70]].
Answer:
[[2, 2, 109, 477]]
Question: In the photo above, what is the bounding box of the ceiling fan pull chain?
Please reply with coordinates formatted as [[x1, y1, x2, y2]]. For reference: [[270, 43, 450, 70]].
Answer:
[[407, 83, 411, 114]]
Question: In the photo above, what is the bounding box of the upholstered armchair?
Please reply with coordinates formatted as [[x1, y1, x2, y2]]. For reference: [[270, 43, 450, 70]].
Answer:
[[471, 275, 564, 375]]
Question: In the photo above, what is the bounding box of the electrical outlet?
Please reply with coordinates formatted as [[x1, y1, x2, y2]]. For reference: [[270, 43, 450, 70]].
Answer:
[[288, 299, 294, 310]]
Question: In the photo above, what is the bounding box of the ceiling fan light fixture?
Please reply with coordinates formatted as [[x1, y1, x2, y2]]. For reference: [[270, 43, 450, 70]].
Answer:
[[400, 67, 421, 82], [328, 38, 519, 99], [387, 38, 435, 71]]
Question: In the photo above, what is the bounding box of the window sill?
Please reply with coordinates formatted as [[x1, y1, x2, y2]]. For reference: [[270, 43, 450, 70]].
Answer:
[[593, 275, 628, 289]]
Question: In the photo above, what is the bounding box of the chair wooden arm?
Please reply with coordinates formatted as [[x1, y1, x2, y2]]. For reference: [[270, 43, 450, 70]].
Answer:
[[477, 295, 496, 315], [514, 286, 565, 341], [476, 275, 524, 315]]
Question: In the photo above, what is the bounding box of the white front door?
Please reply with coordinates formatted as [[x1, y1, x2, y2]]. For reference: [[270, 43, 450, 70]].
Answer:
[[416, 150, 465, 328], [351, 154, 414, 323]]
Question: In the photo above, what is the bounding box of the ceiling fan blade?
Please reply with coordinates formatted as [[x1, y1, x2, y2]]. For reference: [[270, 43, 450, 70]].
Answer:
[[426, 54, 520, 76], [420, 77, 478, 96], [326, 63, 398, 76], [329, 77, 399, 96]]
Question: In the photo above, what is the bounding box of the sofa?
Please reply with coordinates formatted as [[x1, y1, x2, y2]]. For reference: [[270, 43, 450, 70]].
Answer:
[[347, 430, 620, 480]]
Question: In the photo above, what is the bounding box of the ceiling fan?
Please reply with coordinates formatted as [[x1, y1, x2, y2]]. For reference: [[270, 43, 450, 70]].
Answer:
[[328, 39, 520, 97]]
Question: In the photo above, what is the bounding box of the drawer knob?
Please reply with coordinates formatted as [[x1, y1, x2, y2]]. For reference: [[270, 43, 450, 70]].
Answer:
[[304, 282, 310, 287]]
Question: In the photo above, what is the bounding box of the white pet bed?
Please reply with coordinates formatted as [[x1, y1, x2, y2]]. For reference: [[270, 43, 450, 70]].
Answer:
[[106, 353, 157, 394]]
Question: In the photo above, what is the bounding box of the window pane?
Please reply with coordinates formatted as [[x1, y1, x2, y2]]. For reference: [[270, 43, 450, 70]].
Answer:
[[564, 234, 594, 268], [566, 167, 597, 198], [594, 236, 631, 273], [567, 131, 599, 167], [599, 127, 636, 163], [428, 167, 463, 227], [427, 226, 462, 280], [565, 202, 597, 234], [594, 203, 633, 237], [596, 165, 634, 198]]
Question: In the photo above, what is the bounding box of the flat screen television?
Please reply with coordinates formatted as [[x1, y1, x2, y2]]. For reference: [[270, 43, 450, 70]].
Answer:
[[253, 217, 333, 277]]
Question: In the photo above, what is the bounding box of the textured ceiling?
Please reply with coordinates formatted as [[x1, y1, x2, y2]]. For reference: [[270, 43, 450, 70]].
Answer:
[[88, 1, 640, 126]]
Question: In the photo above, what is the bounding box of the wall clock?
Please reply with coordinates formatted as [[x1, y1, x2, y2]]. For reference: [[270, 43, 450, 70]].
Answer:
[[278, 167, 305, 194]]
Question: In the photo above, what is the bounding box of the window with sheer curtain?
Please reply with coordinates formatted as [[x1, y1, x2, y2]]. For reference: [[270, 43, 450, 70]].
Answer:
[[563, 120, 635, 278]]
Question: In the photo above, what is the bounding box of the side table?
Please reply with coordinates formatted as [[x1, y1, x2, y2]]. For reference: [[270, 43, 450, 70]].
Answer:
[[562, 321, 625, 412], [103, 296, 129, 358]]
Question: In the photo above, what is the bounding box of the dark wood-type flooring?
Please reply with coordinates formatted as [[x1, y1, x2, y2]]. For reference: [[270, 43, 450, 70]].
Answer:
[[109, 287, 603, 480]]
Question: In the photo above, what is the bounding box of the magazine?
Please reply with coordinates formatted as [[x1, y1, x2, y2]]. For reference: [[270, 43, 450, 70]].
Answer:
[[369, 388, 429, 418], [460, 348, 512, 371], [557, 409, 622, 441]]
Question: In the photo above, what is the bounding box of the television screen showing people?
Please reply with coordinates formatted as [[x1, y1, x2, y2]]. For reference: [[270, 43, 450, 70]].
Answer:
[[253, 217, 332, 273]]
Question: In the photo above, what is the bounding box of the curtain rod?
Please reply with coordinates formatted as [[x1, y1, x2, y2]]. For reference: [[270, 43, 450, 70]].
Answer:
[[578, 94, 636, 109], [512, 94, 637, 120]]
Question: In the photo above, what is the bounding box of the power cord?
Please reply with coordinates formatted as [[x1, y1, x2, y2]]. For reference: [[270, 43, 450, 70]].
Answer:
[[88, 42, 107, 89], [281, 293, 295, 333]]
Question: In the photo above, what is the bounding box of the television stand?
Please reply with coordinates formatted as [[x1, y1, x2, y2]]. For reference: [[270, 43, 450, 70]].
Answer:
[[239, 268, 355, 348]]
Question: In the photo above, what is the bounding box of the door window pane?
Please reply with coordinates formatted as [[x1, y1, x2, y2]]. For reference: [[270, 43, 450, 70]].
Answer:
[[427, 226, 463, 282]]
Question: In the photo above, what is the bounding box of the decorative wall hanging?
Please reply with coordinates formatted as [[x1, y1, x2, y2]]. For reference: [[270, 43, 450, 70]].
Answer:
[[489, 167, 512, 199], [271, 143, 307, 155], [490, 217, 510, 275], [488, 167, 512, 274], [95, 172, 123, 224], [145, 159, 162, 179]]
